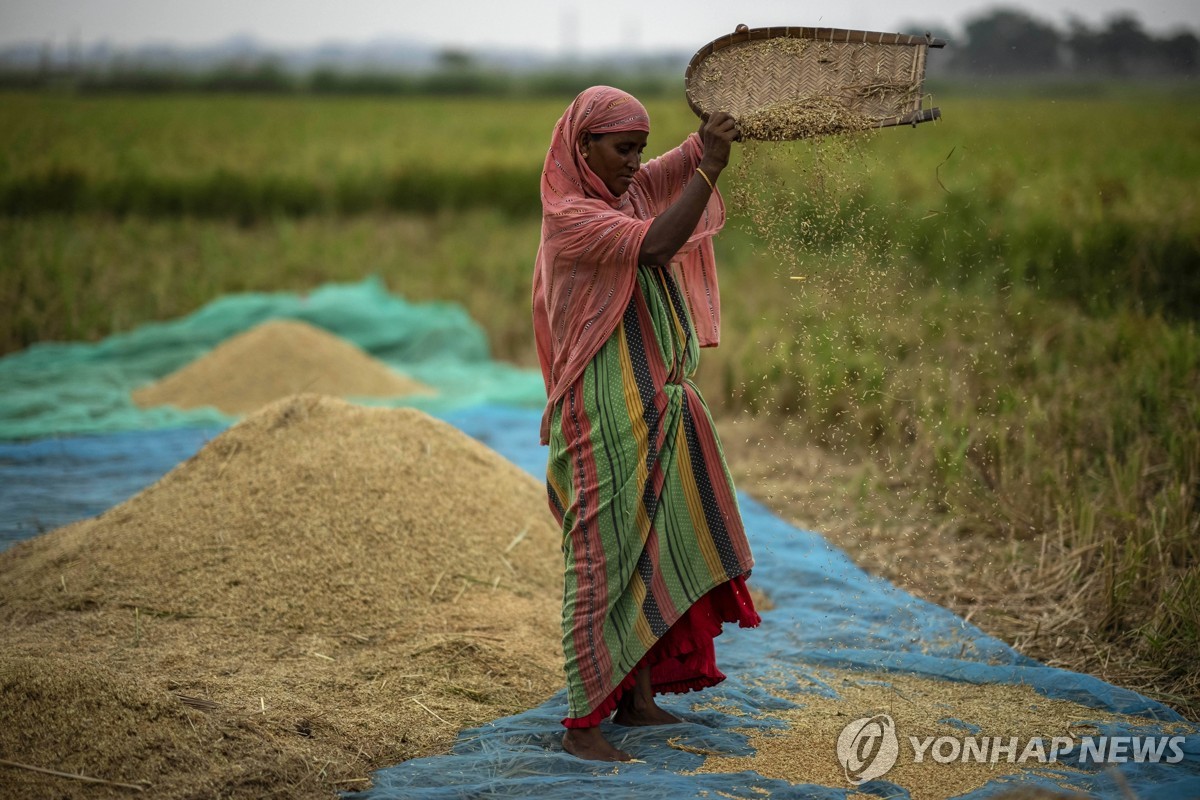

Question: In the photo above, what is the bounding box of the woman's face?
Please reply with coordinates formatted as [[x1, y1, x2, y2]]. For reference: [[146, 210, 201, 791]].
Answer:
[[581, 130, 648, 196]]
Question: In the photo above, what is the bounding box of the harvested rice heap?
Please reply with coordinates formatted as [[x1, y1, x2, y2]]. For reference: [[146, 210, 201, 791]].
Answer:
[[0, 395, 561, 799], [133, 319, 432, 415]]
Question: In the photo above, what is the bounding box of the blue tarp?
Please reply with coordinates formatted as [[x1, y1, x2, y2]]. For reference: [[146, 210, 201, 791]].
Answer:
[[2, 406, 1198, 799], [0, 425, 223, 546], [354, 407, 1200, 800]]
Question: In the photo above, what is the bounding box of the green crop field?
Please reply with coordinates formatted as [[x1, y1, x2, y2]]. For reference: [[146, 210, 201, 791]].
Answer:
[[2, 89, 1197, 307], [2, 87, 1197, 715]]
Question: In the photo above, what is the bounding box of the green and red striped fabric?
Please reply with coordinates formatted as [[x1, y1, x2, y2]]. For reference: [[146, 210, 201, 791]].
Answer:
[[546, 264, 756, 722]]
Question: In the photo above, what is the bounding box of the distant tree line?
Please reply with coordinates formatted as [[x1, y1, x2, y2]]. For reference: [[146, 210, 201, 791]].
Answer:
[[947, 8, 1198, 76], [0, 7, 1196, 95], [0, 47, 682, 97]]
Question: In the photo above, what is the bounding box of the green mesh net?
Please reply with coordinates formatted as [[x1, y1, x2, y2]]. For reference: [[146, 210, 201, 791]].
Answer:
[[0, 277, 544, 441]]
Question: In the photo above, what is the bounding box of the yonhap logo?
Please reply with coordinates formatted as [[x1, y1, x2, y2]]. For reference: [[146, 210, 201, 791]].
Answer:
[[833, 714, 1185, 787], [837, 714, 899, 784]]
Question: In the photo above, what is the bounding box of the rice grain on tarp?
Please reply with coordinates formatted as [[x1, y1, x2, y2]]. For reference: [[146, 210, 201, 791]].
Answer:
[[690, 668, 1176, 800]]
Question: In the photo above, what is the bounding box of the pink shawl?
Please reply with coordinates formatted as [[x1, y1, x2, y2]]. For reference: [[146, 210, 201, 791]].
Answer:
[[532, 86, 726, 444]]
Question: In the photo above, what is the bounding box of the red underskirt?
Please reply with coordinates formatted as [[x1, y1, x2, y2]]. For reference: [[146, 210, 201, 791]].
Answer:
[[562, 575, 761, 728]]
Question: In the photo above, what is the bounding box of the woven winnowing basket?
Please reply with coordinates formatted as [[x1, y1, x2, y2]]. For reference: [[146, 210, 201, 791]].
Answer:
[[686, 25, 944, 138]]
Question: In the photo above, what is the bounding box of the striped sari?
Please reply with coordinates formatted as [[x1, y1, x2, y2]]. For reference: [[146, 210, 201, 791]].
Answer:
[[546, 263, 758, 726]]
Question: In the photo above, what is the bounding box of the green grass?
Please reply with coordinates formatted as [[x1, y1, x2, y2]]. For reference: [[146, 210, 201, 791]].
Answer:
[[3, 90, 1197, 315], [0, 212, 544, 361], [1, 88, 1198, 708]]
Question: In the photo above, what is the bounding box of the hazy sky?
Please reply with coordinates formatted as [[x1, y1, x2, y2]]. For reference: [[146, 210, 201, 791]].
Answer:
[[2, 0, 1197, 53]]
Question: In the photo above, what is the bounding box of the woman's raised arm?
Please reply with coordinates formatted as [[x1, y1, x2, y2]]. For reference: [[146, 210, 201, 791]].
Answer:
[[638, 112, 739, 267]]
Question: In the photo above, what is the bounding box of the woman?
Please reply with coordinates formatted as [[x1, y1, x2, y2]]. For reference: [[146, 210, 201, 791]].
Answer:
[[532, 86, 759, 762]]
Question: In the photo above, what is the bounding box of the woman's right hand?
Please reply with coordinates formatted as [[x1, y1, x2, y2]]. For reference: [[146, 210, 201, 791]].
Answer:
[[639, 113, 740, 266], [698, 112, 739, 174]]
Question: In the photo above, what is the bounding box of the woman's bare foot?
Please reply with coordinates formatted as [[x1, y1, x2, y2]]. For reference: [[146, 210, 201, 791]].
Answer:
[[612, 666, 682, 726], [612, 698, 682, 726], [562, 727, 632, 761]]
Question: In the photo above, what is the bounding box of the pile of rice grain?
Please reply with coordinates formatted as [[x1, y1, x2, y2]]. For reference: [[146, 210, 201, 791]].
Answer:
[[132, 319, 432, 415], [0, 395, 562, 799]]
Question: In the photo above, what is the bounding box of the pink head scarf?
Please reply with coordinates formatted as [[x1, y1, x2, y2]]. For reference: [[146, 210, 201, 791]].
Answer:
[[532, 86, 726, 443]]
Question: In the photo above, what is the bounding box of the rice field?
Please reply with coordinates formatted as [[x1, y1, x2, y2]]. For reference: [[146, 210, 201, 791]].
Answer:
[[2, 88, 1197, 314], [2, 86, 1197, 715]]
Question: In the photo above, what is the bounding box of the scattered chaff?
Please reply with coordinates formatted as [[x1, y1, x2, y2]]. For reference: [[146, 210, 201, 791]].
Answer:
[[410, 697, 453, 726], [0, 758, 149, 791], [174, 693, 222, 712], [504, 526, 529, 553], [666, 737, 727, 757]]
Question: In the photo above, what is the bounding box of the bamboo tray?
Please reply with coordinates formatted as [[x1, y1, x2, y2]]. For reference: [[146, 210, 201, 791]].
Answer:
[[685, 24, 945, 139]]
